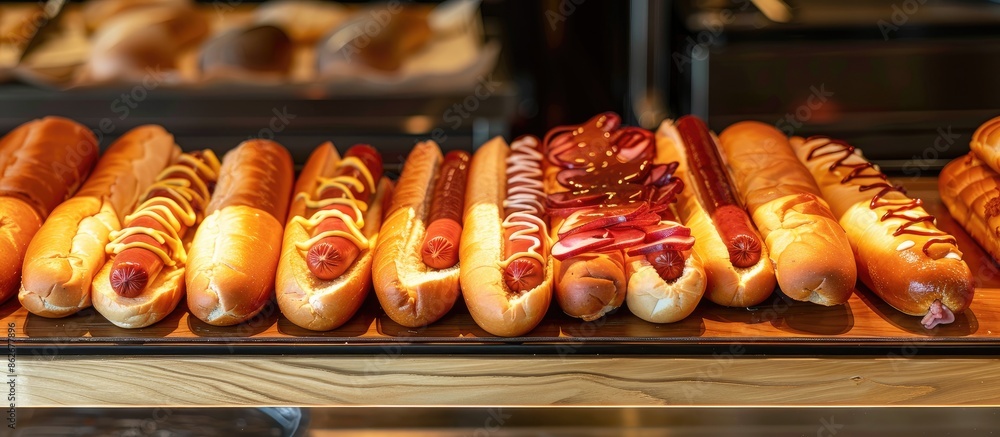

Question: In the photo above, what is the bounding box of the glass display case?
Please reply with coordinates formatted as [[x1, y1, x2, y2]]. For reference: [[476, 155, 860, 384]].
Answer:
[[2, 0, 1000, 434]]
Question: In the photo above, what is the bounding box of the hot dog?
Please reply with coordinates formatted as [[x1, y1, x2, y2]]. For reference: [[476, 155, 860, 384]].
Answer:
[[459, 136, 552, 336], [20, 125, 176, 318], [277, 142, 392, 331], [0, 117, 98, 303], [624, 209, 707, 323], [718, 121, 857, 305], [421, 150, 470, 270], [302, 145, 383, 280], [677, 116, 762, 268], [656, 118, 776, 308], [544, 113, 706, 323], [373, 142, 466, 328], [790, 135, 974, 328], [106, 151, 220, 297], [500, 137, 548, 293], [186, 139, 294, 326], [91, 150, 221, 328]]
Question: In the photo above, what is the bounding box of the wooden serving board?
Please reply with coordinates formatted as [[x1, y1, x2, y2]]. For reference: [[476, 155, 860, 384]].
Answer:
[[6, 177, 1000, 353]]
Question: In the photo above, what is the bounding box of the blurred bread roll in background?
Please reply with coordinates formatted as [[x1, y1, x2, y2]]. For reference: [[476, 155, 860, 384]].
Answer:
[[200, 24, 294, 81], [83, 2, 208, 83], [254, 0, 350, 44]]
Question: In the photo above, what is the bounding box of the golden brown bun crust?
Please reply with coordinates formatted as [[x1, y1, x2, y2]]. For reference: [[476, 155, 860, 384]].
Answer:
[[970, 115, 1000, 175], [718, 121, 856, 305], [186, 206, 284, 325], [460, 137, 552, 337], [277, 141, 392, 331], [0, 116, 98, 219], [206, 139, 294, 221], [940, 153, 1000, 264], [186, 140, 293, 326], [0, 117, 97, 303], [755, 194, 857, 305], [655, 120, 776, 307], [790, 136, 974, 316], [77, 125, 179, 217], [553, 253, 626, 321], [19, 125, 176, 318], [0, 198, 41, 303], [373, 142, 461, 327]]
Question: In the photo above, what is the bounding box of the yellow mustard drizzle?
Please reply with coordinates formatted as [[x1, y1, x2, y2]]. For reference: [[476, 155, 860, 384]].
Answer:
[[106, 227, 185, 266], [105, 150, 221, 266], [292, 204, 368, 250], [291, 155, 377, 253], [127, 197, 191, 232]]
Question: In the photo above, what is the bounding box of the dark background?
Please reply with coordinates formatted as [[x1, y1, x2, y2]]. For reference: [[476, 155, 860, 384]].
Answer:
[[3, 0, 1000, 172]]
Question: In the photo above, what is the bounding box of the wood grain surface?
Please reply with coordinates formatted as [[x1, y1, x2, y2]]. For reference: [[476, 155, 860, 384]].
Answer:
[[18, 355, 1000, 406], [4, 178, 999, 346]]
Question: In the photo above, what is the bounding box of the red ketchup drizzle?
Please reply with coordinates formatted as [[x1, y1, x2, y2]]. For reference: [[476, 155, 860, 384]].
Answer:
[[805, 136, 956, 257], [544, 113, 689, 282]]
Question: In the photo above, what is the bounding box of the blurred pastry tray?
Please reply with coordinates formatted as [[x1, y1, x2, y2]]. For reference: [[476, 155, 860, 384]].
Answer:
[[1, 0, 500, 93], [8, 177, 1000, 356]]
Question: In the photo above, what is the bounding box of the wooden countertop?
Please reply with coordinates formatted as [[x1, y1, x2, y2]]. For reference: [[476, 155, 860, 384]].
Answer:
[[19, 356, 1000, 406], [11, 177, 1000, 407]]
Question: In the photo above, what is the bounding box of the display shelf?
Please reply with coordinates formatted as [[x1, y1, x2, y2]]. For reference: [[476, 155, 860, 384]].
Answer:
[[10, 177, 1000, 407]]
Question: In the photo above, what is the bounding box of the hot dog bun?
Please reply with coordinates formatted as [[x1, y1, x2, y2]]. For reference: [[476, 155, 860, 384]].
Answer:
[[373, 141, 461, 328], [0, 117, 99, 219], [0, 199, 41, 302], [0, 117, 99, 303], [625, 247, 706, 323], [623, 137, 708, 324], [92, 150, 221, 329], [552, 252, 626, 321], [718, 121, 856, 305], [460, 137, 553, 337], [939, 153, 1000, 264], [790, 135, 973, 327], [656, 120, 777, 307], [91, 248, 186, 328], [186, 139, 293, 326], [277, 143, 392, 331], [19, 125, 176, 317]]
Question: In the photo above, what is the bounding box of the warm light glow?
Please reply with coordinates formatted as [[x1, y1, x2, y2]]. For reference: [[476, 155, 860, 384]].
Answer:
[[751, 0, 792, 23], [403, 116, 434, 134]]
